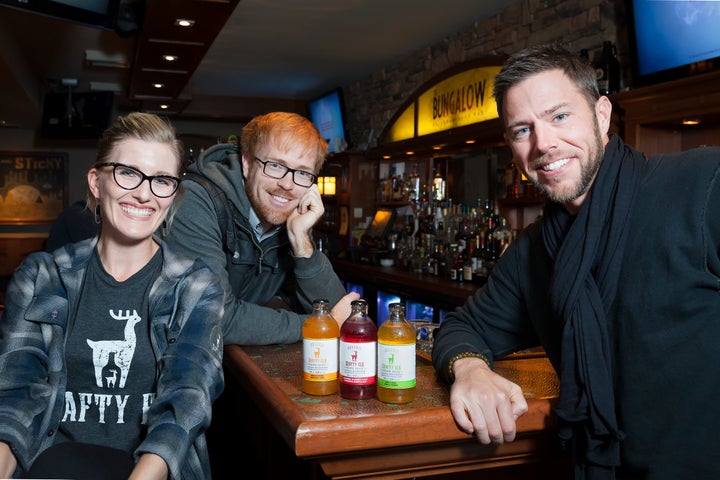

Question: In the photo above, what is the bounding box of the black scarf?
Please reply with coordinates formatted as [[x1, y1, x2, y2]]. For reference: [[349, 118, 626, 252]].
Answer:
[[542, 135, 647, 479]]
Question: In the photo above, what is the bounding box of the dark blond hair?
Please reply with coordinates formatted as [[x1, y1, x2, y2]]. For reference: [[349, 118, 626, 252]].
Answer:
[[88, 112, 185, 224]]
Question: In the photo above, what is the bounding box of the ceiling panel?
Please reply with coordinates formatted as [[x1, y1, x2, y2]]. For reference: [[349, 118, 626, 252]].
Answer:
[[128, 0, 240, 110]]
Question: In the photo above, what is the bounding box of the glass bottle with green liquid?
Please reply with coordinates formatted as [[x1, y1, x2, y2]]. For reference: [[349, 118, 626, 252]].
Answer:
[[377, 302, 416, 404]]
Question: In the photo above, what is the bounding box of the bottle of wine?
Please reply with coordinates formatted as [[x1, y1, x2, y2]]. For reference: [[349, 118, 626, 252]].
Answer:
[[594, 41, 621, 95]]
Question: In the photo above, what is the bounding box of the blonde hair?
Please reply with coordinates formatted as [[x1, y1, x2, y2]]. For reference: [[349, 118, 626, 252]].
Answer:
[[87, 112, 185, 226]]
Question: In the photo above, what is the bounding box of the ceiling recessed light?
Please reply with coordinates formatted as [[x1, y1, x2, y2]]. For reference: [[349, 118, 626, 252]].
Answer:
[[682, 118, 701, 125], [152, 83, 164, 89], [175, 19, 195, 27], [163, 55, 178, 62], [160, 104, 169, 109]]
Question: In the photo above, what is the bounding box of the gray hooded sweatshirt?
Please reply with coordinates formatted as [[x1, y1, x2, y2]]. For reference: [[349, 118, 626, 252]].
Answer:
[[162, 145, 347, 345]]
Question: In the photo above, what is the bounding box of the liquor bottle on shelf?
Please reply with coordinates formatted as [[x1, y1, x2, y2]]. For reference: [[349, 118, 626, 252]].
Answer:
[[505, 162, 520, 198], [432, 167, 446, 201], [594, 40, 620, 95], [436, 243, 448, 278], [453, 242, 467, 283], [484, 230, 499, 275], [377, 302, 416, 404], [462, 240, 475, 283], [472, 232, 487, 280], [428, 243, 441, 276], [455, 216, 471, 253], [302, 299, 339, 395], [408, 162, 421, 203], [447, 243, 460, 281], [339, 299, 377, 400], [494, 216, 514, 257]]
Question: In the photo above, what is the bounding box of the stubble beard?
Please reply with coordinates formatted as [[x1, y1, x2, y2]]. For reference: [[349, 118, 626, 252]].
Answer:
[[246, 187, 292, 227], [533, 121, 604, 204]]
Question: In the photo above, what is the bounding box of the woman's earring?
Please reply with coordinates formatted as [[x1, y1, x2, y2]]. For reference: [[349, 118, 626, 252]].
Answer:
[[94, 203, 101, 224]]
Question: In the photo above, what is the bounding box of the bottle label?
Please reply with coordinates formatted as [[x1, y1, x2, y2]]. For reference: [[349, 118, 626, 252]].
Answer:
[[377, 342, 416, 389], [339, 340, 377, 385], [462, 264, 473, 281], [303, 338, 339, 382]]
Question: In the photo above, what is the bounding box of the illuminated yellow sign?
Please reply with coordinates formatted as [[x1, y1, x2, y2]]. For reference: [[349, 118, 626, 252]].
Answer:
[[385, 65, 501, 143], [418, 66, 500, 136], [386, 103, 415, 143]]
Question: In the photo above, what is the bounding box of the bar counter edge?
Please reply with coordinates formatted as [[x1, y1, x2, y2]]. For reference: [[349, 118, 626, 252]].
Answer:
[[221, 343, 571, 479]]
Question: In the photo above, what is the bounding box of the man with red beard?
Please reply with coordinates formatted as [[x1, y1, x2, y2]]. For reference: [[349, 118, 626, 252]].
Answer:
[[432, 44, 720, 479], [163, 112, 357, 345]]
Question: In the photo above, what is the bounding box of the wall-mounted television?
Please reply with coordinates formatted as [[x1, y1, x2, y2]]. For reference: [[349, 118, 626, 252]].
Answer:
[[41, 91, 115, 139], [627, 0, 720, 87], [0, 0, 143, 34], [307, 88, 348, 154]]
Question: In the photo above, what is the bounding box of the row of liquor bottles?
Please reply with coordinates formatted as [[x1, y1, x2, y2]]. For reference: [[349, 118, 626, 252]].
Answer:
[[377, 162, 443, 205], [377, 159, 544, 208], [389, 198, 517, 282]]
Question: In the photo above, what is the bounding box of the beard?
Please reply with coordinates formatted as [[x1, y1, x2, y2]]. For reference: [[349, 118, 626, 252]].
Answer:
[[533, 120, 605, 204], [246, 186, 292, 227]]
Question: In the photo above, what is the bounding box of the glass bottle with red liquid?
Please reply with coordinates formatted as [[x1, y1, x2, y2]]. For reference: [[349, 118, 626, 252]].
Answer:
[[339, 299, 377, 399]]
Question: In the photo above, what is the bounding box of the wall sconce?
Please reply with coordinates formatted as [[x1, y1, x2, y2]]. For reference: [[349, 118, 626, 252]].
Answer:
[[318, 176, 336, 196]]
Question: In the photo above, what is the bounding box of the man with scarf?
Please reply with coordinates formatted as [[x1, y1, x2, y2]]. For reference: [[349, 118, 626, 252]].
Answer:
[[432, 43, 720, 479]]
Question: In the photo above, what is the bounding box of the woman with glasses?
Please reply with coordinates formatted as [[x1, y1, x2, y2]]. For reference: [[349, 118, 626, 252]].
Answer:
[[162, 112, 357, 347], [0, 112, 224, 479]]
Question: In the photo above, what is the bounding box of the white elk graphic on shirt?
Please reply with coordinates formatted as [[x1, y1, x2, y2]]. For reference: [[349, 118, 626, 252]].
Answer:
[[86, 309, 141, 389]]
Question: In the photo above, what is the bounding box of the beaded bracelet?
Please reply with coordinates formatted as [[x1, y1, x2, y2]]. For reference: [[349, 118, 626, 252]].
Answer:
[[448, 351, 491, 382]]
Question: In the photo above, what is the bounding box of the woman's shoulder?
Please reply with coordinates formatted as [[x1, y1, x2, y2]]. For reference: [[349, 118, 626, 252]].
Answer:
[[17, 249, 55, 272]]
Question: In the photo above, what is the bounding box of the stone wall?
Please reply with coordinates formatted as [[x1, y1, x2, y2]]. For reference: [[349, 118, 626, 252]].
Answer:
[[344, 0, 627, 151]]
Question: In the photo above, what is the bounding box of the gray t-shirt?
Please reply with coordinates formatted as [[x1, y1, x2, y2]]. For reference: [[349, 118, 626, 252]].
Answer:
[[58, 248, 161, 452]]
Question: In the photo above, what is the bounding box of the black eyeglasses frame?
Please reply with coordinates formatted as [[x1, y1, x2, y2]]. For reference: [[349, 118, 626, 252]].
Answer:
[[96, 162, 181, 198], [253, 157, 317, 188]]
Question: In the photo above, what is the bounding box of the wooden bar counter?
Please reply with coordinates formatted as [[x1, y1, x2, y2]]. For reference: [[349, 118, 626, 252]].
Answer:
[[219, 343, 571, 479]]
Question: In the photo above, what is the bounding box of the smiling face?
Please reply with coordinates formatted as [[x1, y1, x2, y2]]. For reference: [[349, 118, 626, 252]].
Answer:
[[241, 143, 317, 231], [502, 69, 612, 214], [88, 138, 179, 245]]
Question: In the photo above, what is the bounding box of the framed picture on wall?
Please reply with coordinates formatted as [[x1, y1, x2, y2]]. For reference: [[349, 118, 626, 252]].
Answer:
[[0, 151, 68, 224]]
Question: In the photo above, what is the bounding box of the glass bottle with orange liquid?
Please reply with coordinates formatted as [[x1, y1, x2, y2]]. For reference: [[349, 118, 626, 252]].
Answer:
[[302, 299, 339, 395]]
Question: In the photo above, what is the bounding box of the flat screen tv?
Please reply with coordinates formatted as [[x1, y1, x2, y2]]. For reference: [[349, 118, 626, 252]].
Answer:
[[627, 0, 720, 87], [307, 88, 348, 154], [0, 0, 143, 35], [41, 91, 115, 139]]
